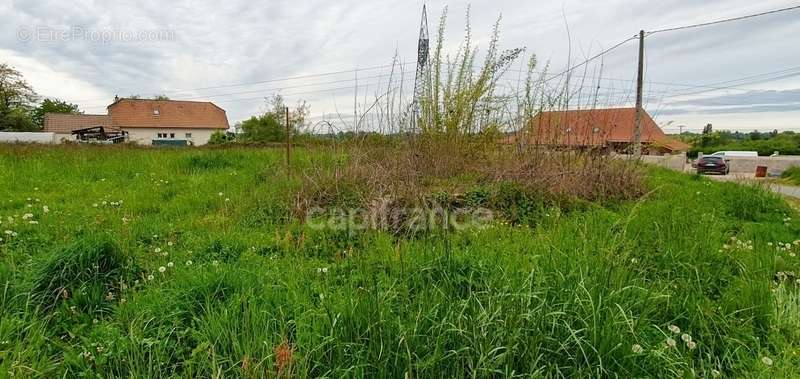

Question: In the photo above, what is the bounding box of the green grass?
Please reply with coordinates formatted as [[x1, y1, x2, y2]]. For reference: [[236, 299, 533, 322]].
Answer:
[[0, 145, 799, 377], [782, 166, 800, 186]]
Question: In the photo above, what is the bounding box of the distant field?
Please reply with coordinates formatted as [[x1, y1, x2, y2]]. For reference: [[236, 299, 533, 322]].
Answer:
[[0, 144, 798, 378]]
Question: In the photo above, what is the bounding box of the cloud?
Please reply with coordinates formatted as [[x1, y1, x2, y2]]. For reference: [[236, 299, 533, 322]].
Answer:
[[0, 0, 798, 131]]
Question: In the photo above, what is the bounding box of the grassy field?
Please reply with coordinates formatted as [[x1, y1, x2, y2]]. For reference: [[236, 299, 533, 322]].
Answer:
[[0, 145, 799, 378]]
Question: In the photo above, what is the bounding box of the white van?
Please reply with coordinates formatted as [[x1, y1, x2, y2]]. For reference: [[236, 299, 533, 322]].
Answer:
[[709, 151, 758, 158]]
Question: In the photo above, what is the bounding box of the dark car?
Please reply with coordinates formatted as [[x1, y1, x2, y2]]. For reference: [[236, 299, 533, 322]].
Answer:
[[696, 156, 730, 175]]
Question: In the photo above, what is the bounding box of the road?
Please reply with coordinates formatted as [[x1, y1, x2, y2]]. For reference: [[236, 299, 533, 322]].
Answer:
[[706, 174, 800, 199]]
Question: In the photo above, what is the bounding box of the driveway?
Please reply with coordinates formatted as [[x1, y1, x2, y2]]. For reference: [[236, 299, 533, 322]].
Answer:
[[705, 173, 800, 199]]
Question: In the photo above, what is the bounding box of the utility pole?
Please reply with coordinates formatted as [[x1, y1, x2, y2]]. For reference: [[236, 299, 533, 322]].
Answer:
[[633, 30, 645, 158], [285, 106, 291, 179]]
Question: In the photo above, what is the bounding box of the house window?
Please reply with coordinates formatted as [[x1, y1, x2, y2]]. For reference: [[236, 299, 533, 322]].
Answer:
[[153, 109, 160, 116], [157, 133, 164, 138], [170, 133, 175, 139], [185, 133, 192, 139]]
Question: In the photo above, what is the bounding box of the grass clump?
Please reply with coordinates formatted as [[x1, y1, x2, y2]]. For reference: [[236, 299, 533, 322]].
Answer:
[[781, 166, 800, 185], [29, 234, 135, 315]]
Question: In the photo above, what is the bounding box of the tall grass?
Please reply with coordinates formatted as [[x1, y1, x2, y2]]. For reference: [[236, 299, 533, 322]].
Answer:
[[0, 145, 798, 377]]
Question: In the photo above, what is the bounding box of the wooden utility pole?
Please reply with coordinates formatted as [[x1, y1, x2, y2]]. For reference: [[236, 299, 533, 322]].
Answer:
[[285, 106, 291, 179], [633, 29, 645, 158]]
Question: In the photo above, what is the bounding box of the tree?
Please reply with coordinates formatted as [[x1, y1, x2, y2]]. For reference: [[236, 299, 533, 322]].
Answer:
[[31, 98, 81, 128], [0, 63, 38, 131], [153, 94, 170, 100], [240, 94, 310, 142], [699, 123, 714, 147], [208, 130, 234, 145]]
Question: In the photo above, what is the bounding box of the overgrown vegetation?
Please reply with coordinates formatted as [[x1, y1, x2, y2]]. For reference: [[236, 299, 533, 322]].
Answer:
[[685, 125, 800, 157], [782, 166, 800, 185], [0, 145, 798, 377]]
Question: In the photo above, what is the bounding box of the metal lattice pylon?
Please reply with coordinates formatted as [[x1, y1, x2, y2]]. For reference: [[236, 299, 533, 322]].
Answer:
[[411, 4, 430, 132]]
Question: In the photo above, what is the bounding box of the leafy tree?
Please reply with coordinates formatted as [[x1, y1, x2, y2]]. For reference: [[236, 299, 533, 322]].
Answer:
[[152, 94, 170, 100], [0, 63, 38, 131], [208, 130, 234, 145], [699, 123, 714, 147], [31, 98, 81, 128], [240, 95, 310, 142]]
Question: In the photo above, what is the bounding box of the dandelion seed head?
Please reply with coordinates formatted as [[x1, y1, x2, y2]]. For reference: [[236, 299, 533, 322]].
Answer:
[[665, 338, 677, 348], [158, 266, 166, 273], [631, 344, 644, 354], [761, 356, 773, 366], [668, 325, 681, 334]]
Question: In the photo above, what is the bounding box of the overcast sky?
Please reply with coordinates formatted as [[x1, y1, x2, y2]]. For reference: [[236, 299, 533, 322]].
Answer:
[[1, 0, 799, 133]]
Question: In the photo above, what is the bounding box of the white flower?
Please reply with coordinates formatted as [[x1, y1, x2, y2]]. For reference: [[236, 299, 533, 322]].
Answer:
[[185, 260, 193, 266], [665, 338, 677, 348], [158, 266, 166, 273], [631, 344, 644, 354], [681, 333, 692, 343], [218, 192, 224, 197], [167, 262, 174, 268], [43, 206, 49, 213], [22, 213, 33, 220], [668, 325, 681, 334], [92, 203, 99, 207], [761, 356, 773, 366], [3, 230, 12, 235], [686, 341, 697, 350], [212, 260, 219, 266], [167, 241, 174, 246], [154, 247, 162, 253], [147, 274, 154, 281], [28, 221, 38, 225], [102, 201, 107, 205], [225, 198, 230, 202]]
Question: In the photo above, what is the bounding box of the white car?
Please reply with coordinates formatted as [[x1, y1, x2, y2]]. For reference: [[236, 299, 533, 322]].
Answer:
[[709, 151, 758, 158]]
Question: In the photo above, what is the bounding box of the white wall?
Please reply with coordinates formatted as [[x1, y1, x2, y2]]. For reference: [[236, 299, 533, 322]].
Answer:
[[613, 153, 688, 171], [0, 132, 56, 144], [124, 128, 220, 146], [720, 156, 800, 174]]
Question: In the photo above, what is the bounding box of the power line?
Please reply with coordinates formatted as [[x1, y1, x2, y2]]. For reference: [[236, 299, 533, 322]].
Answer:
[[647, 4, 800, 35], [545, 35, 639, 82], [64, 62, 415, 103]]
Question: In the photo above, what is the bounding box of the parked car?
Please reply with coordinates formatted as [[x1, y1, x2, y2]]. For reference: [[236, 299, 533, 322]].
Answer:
[[709, 151, 758, 158], [696, 156, 730, 175]]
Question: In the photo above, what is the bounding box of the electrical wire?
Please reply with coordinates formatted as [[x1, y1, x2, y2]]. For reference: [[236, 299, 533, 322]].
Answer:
[[647, 4, 800, 35]]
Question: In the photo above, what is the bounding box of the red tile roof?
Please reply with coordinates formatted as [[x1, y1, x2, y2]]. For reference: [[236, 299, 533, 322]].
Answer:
[[43, 114, 112, 134], [509, 108, 690, 152], [108, 99, 229, 130]]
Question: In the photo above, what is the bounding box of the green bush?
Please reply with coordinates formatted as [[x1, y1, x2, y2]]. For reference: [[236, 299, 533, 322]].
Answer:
[[782, 166, 800, 185], [29, 235, 135, 314]]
